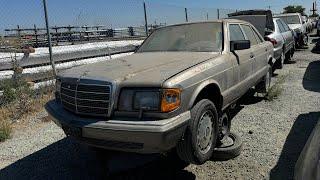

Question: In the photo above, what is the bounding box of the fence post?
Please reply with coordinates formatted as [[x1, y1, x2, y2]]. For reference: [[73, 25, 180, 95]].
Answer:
[[217, 9, 220, 19], [54, 26, 59, 46], [34, 24, 38, 48], [143, 2, 148, 36], [185, 8, 188, 22], [42, 0, 57, 77], [67, 25, 73, 44], [17, 25, 21, 42]]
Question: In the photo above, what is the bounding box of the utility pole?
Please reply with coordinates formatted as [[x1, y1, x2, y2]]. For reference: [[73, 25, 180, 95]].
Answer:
[[311, 1, 317, 16], [143, 1, 148, 36], [185, 8, 188, 22], [42, 0, 56, 77]]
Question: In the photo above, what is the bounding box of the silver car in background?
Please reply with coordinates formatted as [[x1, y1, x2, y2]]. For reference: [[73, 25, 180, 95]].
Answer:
[[266, 18, 295, 69], [274, 13, 308, 48], [228, 10, 295, 70]]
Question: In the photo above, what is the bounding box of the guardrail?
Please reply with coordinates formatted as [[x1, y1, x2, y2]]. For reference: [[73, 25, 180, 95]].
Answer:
[[0, 45, 137, 71], [0, 39, 143, 71]]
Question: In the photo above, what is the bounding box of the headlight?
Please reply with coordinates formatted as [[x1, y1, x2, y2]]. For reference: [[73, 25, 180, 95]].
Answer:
[[118, 88, 181, 112], [133, 91, 160, 110]]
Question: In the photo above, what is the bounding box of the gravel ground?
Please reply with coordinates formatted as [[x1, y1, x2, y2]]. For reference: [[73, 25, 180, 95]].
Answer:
[[0, 34, 320, 180]]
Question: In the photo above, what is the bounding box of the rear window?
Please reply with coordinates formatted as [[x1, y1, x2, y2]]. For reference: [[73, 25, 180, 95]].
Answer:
[[278, 15, 301, 24], [279, 19, 290, 31], [276, 20, 286, 33]]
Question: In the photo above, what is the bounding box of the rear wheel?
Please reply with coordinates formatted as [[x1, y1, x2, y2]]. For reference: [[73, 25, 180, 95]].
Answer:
[[303, 34, 308, 46], [277, 51, 285, 69], [176, 99, 219, 165]]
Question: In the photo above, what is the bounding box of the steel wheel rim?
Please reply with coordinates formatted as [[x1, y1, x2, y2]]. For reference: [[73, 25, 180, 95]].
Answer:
[[197, 110, 214, 154], [221, 115, 229, 138]]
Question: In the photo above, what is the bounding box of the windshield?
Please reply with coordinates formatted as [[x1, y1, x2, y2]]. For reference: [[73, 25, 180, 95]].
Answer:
[[278, 15, 301, 24], [137, 22, 223, 52]]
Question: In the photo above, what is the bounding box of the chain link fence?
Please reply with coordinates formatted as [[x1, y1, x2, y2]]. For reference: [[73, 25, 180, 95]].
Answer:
[[0, 0, 238, 83]]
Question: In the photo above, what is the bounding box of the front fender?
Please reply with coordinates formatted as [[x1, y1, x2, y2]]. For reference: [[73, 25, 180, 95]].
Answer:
[[187, 79, 221, 109]]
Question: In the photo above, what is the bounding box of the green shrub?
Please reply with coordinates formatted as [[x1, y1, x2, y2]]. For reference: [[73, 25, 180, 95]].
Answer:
[[266, 75, 287, 101], [0, 124, 11, 142]]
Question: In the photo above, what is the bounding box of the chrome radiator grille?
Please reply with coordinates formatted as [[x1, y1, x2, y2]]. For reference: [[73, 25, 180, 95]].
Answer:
[[60, 81, 111, 117]]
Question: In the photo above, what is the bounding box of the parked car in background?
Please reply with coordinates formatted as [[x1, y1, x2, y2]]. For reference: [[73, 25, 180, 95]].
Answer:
[[268, 18, 295, 69], [45, 19, 274, 165], [302, 16, 312, 33], [228, 10, 295, 70], [306, 18, 314, 32], [274, 13, 308, 48], [311, 17, 318, 28]]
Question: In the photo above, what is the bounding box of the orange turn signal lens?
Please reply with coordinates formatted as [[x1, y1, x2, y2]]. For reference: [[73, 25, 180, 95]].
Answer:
[[161, 89, 181, 112]]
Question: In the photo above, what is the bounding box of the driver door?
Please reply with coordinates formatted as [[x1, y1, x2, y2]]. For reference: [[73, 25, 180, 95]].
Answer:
[[229, 24, 254, 85]]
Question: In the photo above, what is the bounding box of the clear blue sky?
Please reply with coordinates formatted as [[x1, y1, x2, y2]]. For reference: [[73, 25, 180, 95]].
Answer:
[[0, 0, 315, 34]]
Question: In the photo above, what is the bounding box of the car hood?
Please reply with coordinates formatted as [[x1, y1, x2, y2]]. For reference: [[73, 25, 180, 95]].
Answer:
[[59, 52, 220, 87]]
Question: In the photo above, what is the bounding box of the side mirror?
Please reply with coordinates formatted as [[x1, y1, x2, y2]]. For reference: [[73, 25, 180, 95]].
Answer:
[[230, 40, 250, 51]]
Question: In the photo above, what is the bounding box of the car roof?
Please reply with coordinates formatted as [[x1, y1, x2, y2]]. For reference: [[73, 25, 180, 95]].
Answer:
[[158, 19, 252, 29]]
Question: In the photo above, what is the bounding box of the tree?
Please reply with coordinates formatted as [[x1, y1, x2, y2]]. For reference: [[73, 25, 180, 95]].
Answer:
[[283, 5, 306, 16]]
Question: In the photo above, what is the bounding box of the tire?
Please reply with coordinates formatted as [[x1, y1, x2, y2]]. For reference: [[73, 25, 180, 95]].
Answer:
[[176, 99, 219, 165], [212, 132, 242, 161], [278, 51, 285, 69], [285, 51, 291, 62], [303, 34, 308, 46], [255, 65, 271, 94]]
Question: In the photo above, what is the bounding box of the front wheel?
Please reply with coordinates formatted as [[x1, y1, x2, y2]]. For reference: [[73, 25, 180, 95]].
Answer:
[[176, 99, 219, 165]]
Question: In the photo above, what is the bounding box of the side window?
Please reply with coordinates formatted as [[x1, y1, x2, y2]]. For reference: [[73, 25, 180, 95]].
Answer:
[[252, 28, 263, 43], [241, 25, 258, 45], [277, 20, 285, 33], [229, 24, 245, 41], [280, 19, 290, 32]]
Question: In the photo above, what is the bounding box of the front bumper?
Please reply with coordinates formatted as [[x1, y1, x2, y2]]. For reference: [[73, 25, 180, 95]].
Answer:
[[45, 100, 190, 153]]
